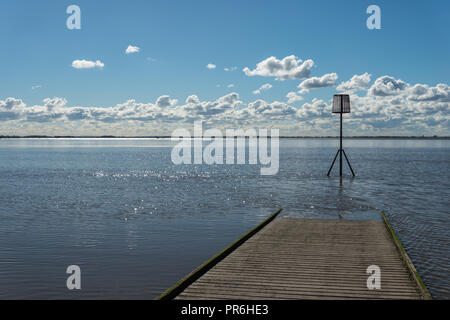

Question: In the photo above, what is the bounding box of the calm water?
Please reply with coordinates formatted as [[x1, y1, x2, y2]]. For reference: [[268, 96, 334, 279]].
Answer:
[[0, 138, 448, 299]]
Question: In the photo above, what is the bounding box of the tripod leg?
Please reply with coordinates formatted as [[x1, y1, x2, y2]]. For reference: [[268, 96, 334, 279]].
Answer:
[[327, 150, 340, 176], [342, 149, 355, 176]]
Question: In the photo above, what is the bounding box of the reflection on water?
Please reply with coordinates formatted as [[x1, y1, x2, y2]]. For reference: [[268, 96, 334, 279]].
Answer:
[[0, 138, 448, 299]]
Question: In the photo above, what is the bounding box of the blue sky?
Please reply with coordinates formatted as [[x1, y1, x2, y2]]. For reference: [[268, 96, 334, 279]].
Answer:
[[1, 0, 449, 136]]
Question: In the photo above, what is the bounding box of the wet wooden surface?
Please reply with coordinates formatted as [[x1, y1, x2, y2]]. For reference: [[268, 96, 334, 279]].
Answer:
[[176, 218, 422, 299]]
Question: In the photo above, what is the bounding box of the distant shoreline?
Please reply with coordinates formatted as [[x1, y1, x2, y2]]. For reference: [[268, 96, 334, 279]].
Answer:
[[1, 135, 449, 140]]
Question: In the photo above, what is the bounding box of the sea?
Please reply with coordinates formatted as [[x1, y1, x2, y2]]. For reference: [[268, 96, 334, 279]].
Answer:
[[0, 138, 448, 299]]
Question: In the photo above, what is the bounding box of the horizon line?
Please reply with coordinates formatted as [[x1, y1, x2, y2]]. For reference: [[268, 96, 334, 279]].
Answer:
[[1, 135, 449, 140]]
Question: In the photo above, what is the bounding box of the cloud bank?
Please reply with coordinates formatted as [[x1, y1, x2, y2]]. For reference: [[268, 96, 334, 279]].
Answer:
[[1, 75, 449, 136]]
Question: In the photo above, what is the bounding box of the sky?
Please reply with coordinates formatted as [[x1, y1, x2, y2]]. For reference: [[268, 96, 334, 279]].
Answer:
[[0, 0, 449, 136]]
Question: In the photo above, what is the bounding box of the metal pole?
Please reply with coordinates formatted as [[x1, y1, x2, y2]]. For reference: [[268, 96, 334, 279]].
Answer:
[[339, 111, 343, 177], [343, 150, 355, 176], [327, 149, 340, 176]]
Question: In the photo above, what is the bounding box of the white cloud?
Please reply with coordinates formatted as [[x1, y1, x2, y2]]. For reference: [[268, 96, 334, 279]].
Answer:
[[206, 63, 216, 69], [224, 66, 237, 72], [156, 95, 178, 108], [253, 83, 272, 95], [125, 45, 140, 54], [186, 95, 200, 104], [240, 100, 297, 119], [408, 83, 450, 102], [180, 92, 242, 119], [227, 84, 235, 88], [368, 75, 408, 96], [296, 98, 330, 118], [286, 92, 303, 104], [297, 73, 338, 93], [31, 85, 42, 90], [243, 55, 314, 80], [72, 59, 104, 69], [337, 72, 371, 92]]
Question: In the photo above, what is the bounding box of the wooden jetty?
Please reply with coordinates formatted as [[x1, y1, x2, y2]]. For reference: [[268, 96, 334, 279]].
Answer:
[[158, 209, 431, 300]]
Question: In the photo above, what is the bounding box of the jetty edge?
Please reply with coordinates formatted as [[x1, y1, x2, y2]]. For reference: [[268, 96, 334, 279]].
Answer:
[[381, 211, 432, 299], [156, 208, 283, 300]]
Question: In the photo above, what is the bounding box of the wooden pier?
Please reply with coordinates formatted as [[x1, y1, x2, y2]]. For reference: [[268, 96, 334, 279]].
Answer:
[[158, 210, 431, 300]]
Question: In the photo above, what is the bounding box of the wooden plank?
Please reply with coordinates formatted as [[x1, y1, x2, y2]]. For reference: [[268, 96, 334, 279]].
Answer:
[[168, 214, 429, 300]]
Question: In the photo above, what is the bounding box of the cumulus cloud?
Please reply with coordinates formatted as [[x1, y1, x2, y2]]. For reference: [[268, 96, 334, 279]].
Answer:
[[179, 92, 243, 119], [156, 95, 178, 108], [337, 72, 371, 92], [368, 75, 408, 96], [286, 92, 303, 104], [0, 98, 26, 120], [186, 95, 200, 104], [230, 100, 297, 123], [296, 98, 330, 118], [408, 83, 450, 102], [206, 63, 216, 69], [125, 45, 140, 54], [243, 55, 314, 80], [253, 83, 272, 95], [297, 73, 338, 93], [72, 59, 104, 69]]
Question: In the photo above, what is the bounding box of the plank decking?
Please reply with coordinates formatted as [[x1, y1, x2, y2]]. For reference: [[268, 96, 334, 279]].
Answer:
[[168, 216, 429, 300]]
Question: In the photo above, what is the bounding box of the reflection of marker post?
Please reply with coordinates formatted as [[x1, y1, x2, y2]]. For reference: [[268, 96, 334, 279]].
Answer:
[[66, 265, 81, 290]]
